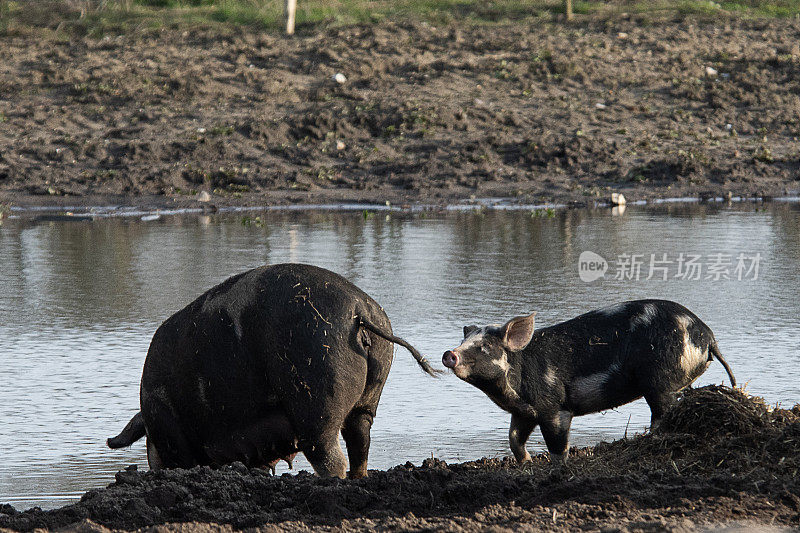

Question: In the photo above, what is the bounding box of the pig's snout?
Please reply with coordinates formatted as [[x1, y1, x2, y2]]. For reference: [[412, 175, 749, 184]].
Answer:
[[442, 350, 459, 369]]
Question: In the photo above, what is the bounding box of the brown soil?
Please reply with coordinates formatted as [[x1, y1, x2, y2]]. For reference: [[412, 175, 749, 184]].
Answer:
[[1, 16, 800, 210], [1, 386, 799, 532]]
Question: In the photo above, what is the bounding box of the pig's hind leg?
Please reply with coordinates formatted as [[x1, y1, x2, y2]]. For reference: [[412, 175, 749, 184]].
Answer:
[[142, 396, 198, 469], [146, 439, 164, 470], [303, 429, 348, 479], [143, 421, 196, 469], [295, 397, 350, 478], [644, 390, 675, 431], [341, 408, 374, 479], [539, 410, 573, 465]]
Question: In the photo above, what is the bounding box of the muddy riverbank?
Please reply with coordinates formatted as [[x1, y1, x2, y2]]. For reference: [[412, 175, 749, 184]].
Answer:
[[1, 15, 800, 210], [1, 386, 798, 531]]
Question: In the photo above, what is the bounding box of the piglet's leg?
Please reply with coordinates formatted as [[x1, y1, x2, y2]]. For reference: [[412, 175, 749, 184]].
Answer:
[[539, 410, 573, 464], [509, 414, 537, 464]]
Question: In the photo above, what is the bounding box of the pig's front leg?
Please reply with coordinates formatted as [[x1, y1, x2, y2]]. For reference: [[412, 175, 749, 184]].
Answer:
[[539, 410, 573, 465], [509, 413, 537, 463]]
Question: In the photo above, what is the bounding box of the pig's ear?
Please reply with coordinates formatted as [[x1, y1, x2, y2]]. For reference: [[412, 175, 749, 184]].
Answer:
[[463, 325, 479, 338], [501, 313, 536, 352]]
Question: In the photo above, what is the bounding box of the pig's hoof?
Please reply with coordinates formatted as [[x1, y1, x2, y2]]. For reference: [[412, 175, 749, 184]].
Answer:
[[547, 454, 569, 474]]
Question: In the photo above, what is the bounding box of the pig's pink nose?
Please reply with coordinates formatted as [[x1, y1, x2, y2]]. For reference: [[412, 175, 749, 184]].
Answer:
[[442, 350, 459, 369]]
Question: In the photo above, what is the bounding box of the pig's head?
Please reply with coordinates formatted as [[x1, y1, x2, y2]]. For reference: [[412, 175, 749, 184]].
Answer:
[[442, 313, 536, 393]]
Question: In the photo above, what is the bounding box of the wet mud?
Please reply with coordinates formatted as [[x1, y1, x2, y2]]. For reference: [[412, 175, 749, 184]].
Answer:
[[1, 386, 799, 531]]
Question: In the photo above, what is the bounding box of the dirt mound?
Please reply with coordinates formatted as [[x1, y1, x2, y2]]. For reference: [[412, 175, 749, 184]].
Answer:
[[587, 386, 800, 484], [2, 386, 800, 531], [659, 385, 771, 437]]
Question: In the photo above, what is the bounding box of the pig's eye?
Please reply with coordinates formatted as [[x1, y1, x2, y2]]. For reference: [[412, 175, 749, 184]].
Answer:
[[480, 345, 492, 356]]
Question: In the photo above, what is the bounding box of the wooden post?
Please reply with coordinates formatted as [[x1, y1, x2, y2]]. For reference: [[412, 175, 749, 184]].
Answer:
[[564, 0, 573, 21], [285, 0, 297, 35]]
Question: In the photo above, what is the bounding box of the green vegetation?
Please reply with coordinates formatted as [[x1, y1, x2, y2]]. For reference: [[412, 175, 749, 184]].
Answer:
[[1, 0, 798, 37], [240, 215, 264, 227], [753, 145, 775, 163], [209, 124, 234, 136], [531, 207, 556, 218]]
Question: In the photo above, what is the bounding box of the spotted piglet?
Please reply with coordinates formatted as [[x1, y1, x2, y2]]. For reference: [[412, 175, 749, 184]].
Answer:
[[442, 299, 736, 464]]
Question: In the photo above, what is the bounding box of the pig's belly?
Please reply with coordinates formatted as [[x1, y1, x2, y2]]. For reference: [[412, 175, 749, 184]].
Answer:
[[201, 410, 299, 467]]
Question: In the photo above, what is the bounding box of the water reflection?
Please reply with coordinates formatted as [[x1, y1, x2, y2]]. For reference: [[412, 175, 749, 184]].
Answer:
[[0, 203, 798, 510]]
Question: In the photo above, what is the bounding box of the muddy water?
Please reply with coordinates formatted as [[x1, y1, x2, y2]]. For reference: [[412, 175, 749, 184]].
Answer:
[[1, 202, 798, 510]]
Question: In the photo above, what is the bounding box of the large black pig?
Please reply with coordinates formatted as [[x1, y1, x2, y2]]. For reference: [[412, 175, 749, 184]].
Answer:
[[108, 263, 436, 478], [442, 299, 736, 464]]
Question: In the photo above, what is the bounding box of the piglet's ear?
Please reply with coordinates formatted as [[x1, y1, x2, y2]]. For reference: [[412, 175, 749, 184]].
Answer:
[[463, 325, 479, 338], [501, 313, 536, 352]]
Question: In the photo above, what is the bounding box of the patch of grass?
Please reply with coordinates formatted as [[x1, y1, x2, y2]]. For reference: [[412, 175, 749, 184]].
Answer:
[[389, 0, 564, 23], [0, 1, 10, 33], [296, 0, 376, 26], [140, 0, 213, 6], [1, 0, 799, 38], [531, 207, 556, 217], [675, 0, 725, 16], [240, 215, 263, 227], [753, 145, 775, 163], [209, 0, 279, 27], [717, 0, 800, 17], [209, 124, 234, 135]]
